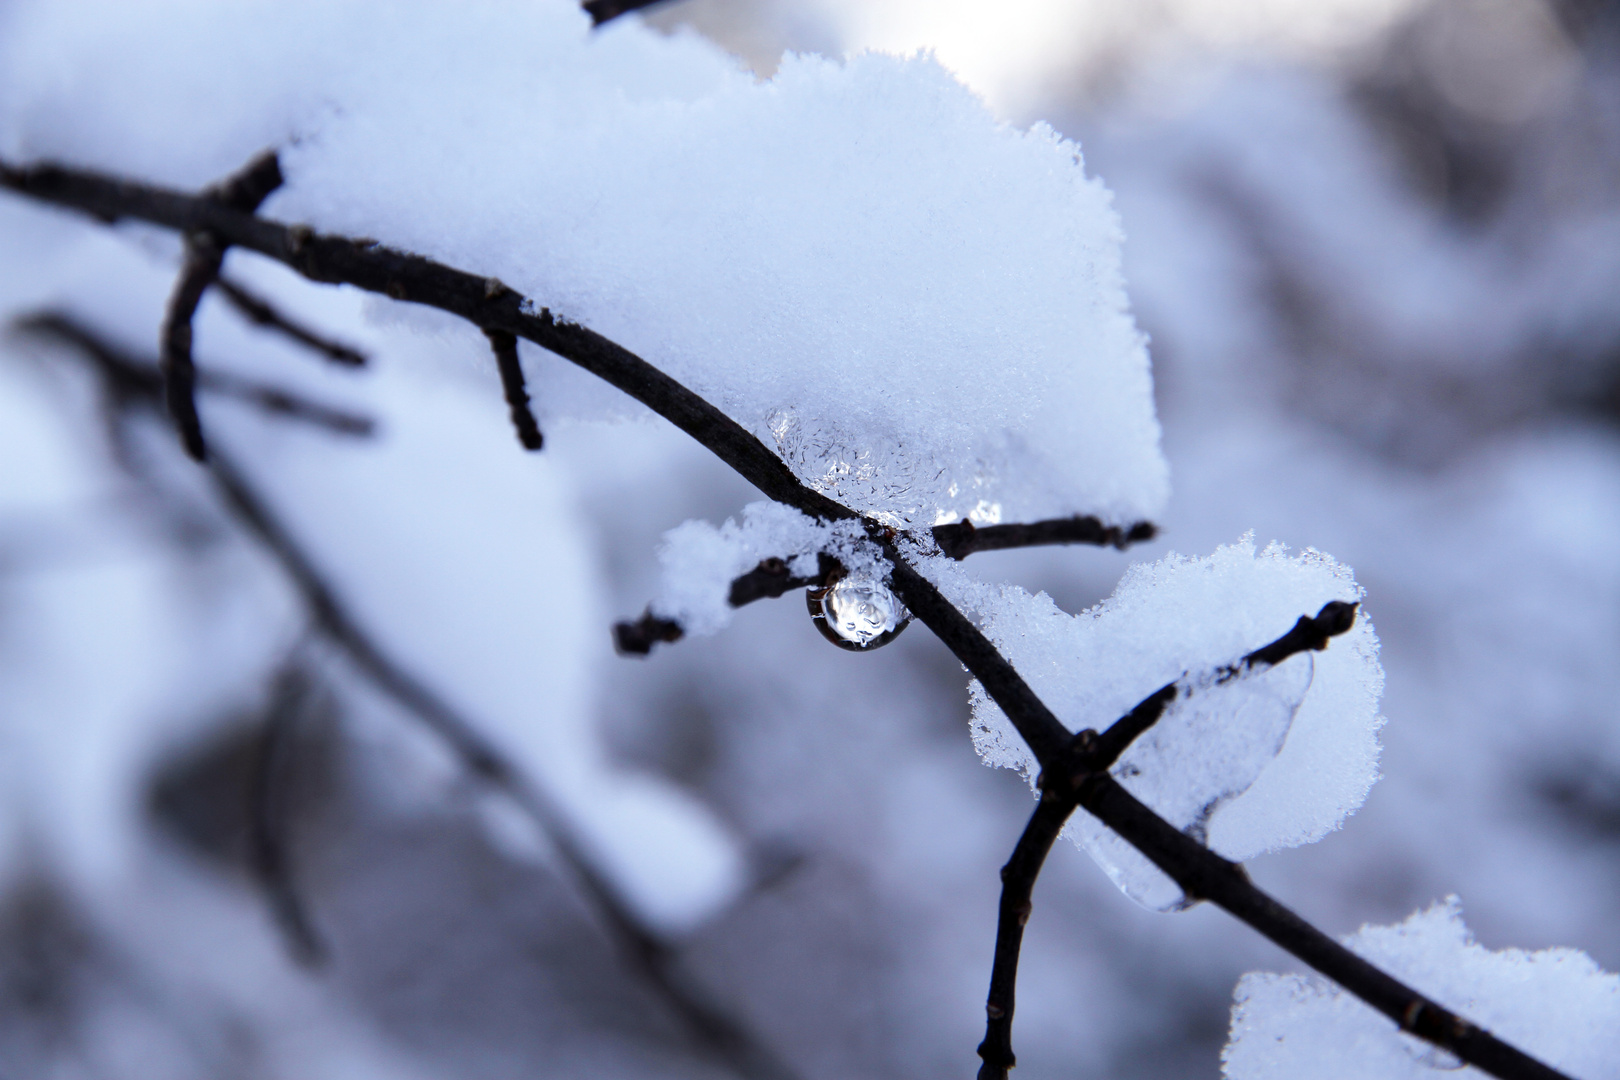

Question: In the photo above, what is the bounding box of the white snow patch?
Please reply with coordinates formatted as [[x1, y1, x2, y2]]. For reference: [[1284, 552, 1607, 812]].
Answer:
[[1224, 898, 1620, 1079], [0, 0, 1168, 529], [957, 535, 1383, 909]]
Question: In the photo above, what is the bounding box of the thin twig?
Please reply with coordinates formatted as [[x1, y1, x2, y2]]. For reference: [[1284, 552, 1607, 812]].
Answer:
[[208, 443, 801, 1080], [159, 151, 285, 459], [0, 156, 1574, 1080], [14, 313, 373, 437], [976, 793, 1071, 1080], [932, 516, 1157, 560], [483, 328, 544, 450], [582, 0, 671, 26], [614, 611, 685, 655], [614, 554, 837, 656], [214, 275, 367, 367], [249, 663, 328, 967], [28, 311, 800, 1080], [981, 601, 1362, 1073], [1090, 600, 1359, 770]]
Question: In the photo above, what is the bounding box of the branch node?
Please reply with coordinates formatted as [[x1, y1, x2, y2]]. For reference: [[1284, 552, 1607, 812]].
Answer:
[[613, 610, 685, 655], [484, 328, 544, 450]]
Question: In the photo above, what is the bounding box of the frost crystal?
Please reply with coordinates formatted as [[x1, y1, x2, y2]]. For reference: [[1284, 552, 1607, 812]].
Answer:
[[0, 0, 1168, 530], [960, 536, 1383, 909], [1224, 899, 1620, 1079]]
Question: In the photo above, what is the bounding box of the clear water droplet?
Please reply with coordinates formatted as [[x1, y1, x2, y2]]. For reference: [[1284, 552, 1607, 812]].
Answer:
[[807, 570, 911, 650]]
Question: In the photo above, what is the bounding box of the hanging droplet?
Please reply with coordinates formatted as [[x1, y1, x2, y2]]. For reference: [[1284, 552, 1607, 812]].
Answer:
[[806, 567, 911, 650]]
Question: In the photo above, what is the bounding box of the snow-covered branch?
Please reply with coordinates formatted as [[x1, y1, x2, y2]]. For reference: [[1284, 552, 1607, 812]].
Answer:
[[0, 152, 1575, 1080], [17, 309, 800, 1080]]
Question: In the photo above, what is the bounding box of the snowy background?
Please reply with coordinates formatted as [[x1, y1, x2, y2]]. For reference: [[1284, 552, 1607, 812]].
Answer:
[[2, 1, 1618, 1078]]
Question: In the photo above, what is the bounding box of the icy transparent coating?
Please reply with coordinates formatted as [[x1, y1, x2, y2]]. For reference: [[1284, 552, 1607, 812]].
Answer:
[[1224, 899, 1620, 1079], [947, 536, 1383, 909], [0, 0, 1169, 529], [652, 502, 879, 636], [1081, 653, 1315, 911]]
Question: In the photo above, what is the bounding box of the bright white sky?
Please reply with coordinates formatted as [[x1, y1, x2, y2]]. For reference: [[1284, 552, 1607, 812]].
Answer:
[[796, 0, 1422, 117]]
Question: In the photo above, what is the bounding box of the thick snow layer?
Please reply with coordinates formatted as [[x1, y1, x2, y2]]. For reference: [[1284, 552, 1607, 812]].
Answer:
[[0, 226, 745, 937], [210, 358, 747, 936], [1224, 899, 1620, 1079], [0, 0, 1168, 529], [955, 536, 1383, 909]]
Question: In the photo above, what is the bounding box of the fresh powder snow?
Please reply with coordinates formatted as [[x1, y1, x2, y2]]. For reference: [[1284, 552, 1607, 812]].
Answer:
[[941, 535, 1384, 909], [0, 0, 1168, 530], [1224, 898, 1620, 1079]]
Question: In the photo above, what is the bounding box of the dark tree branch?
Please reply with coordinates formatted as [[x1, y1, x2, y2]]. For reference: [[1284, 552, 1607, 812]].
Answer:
[[0, 156, 1573, 1080], [249, 663, 328, 967], [1074, 772, 1569, 1080], [160, 236, 221, 459], [582, 0, 672, 26], [932, 516, 1157, 560], [26, 313, 799, 1080], [201, 369, 374, 436], [727, 554, 838, 607], [208, 430, 802, 1080], [214, 275, 367, 367], [484, 328, 544, 450], [609, 557, 835, 660], [159, 151, 285, 459], [0, 158, 849, 520], [615, 554, 838, 656], [614, 611, 685, 655], [14, 313, 373, 437], [1090, 599, 1359, 771], [976, 791, 1071, 1080], [982, 602, 1362, 1071]]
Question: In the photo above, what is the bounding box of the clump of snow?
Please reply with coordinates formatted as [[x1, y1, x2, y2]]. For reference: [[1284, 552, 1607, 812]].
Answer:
[[208, 357, 747, 936], [0, 0, 1168, 529], [957, 535, 1383, 909], [1224, 898, 1620, 1079], [650, 501, 879, 635]]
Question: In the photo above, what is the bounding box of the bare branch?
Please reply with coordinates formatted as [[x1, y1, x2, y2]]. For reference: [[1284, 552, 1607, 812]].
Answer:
[[1090, 599, 1359, 770], [0, 158, 848, 519], [582, 0, 672, 26], [158, 151, 285, 459], [614, 611, 685, 655], [483, 328, 544, 450], [249, 663, 328, 967], [976, 793, 1070, 1080], [0, 155, 1573, 1080], [159, 236, 221, 459], [614, 554, 837, 656], [23, 311, 799, 1080], [982, 600, 1360, 1074], [933, 516, 1157, 559], [214, 275, 367, 367], [14, 313, 373, 437]]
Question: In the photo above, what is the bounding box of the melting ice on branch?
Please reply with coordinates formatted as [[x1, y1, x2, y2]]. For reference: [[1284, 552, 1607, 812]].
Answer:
[[956, 536, 1384, 910], [1224, 899, 1620, 1079]]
